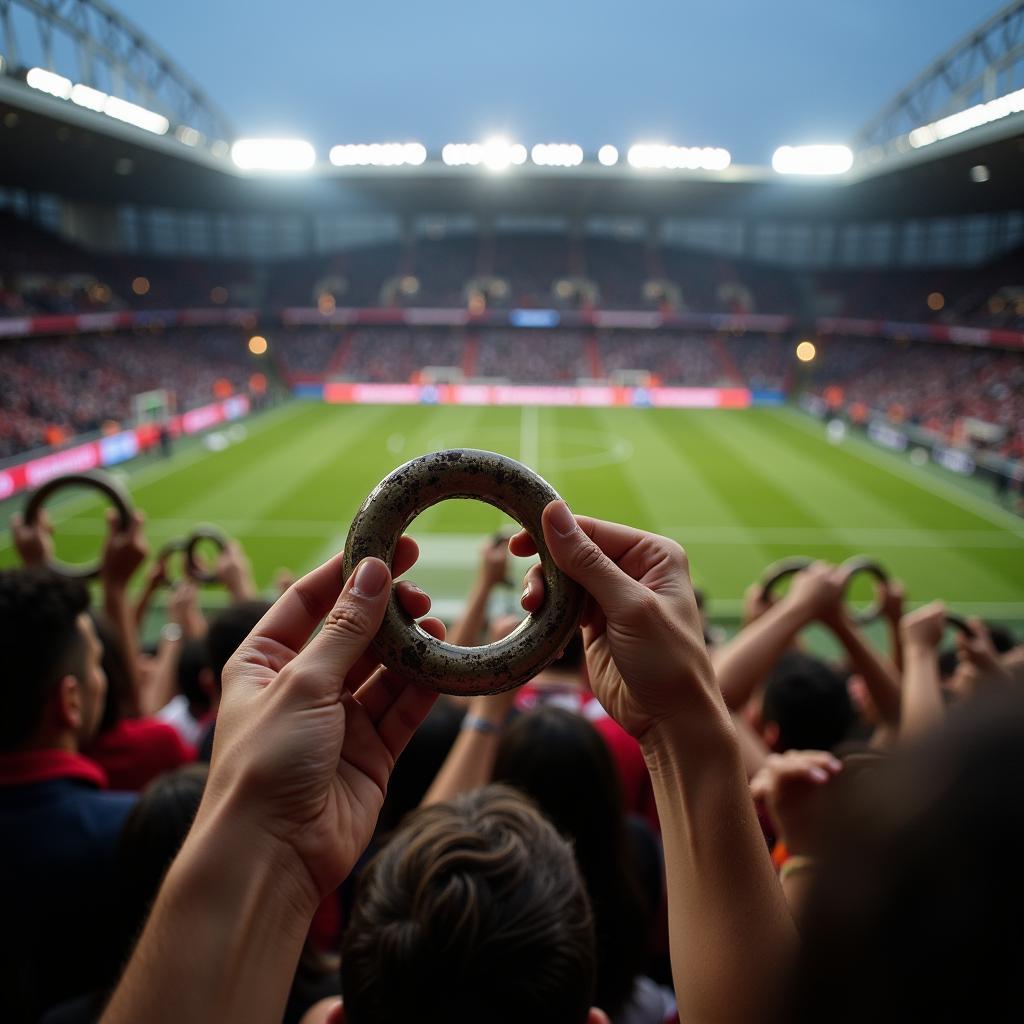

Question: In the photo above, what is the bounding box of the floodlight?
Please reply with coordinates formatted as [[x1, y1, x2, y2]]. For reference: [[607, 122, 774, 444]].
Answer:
[[597, 144, 619, 166], [771, 145, 853, 175], [104, 95, 169, 135], [70, 84, 107, 112], [26, 67, 72, 99], [231, 138, 316, 171]]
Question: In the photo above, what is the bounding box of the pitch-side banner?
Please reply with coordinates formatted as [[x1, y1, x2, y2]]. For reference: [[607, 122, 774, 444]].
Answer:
[[323, 382, 756, 408], [0, 395, 251, 501]]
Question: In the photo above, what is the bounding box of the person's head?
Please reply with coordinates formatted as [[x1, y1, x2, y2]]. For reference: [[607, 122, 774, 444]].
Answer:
[[0, 568, 106, 751], [205, 599, 271, 693], [493, 706, 650, 1017], [176, 636, 215, 719], [342, 785, 606, 1024], [787, 692, 1024, 1023], [760, 652, 855, 752]]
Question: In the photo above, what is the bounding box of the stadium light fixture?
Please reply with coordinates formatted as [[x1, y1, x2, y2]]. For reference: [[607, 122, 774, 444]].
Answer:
[[231, 138, 316, 172], [771, 145, 853, 175], [441, 138, 526, 170], [329, 142, 427, 167], [25, 67, 72, 99], [909, 87, 1024, 149], [530, 143, 584, 167], [597, 144, 619, 166], [627, 144, 731, 171], [70, 83, 107, 112], [175, 125, 203, 147], [103, 96, 169, 135]]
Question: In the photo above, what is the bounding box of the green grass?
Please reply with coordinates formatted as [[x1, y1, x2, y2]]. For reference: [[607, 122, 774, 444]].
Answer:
[[2, 400, 1023, 636]]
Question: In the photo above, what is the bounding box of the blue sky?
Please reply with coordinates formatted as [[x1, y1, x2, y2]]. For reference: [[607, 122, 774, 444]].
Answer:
[[131, 0, 987, 163]]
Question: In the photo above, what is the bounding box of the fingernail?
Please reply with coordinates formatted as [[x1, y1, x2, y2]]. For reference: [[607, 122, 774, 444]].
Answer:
[[809, 767, 829, 783], [549, 500, 577, 536], [521, 586, 530, 606], [352, 558, 388, 597]]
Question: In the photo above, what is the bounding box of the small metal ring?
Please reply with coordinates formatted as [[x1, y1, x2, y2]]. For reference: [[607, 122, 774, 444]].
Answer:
[[944, 612, 974, 636], [840, 556, 890, 625], [185, 525, 229, 584], [155, 537, 189, 587], [759, 556, 814, 603], [343, 449, 585, 696], [23, 470, 133, 580]]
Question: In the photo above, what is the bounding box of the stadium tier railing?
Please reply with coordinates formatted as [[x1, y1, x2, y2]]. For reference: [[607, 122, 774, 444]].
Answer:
[[2, 306, 1022, 351]]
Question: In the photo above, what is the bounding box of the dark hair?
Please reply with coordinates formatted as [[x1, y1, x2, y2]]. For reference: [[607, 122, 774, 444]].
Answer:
[[176, 637, 213, 717], [374, 700, 463, 837], [205, 600, 271, 690], [493, 706, 651, 1017], [0, 569, 90, 750], [549, 628, 585, 673], [788, 692, 1024, 1023], [762, 652, 855, 752], [342, 785, 596, 1024]]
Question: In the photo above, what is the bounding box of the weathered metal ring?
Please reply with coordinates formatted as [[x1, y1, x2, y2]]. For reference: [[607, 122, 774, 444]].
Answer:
[[185, 525, 229, 584], [840, 556, 890, 625], [343, 449, 585, 696], [759, 556, 815, 603], [23, 470, 132, 580]]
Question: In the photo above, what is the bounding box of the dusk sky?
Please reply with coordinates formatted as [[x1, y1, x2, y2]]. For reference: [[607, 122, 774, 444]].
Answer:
[[130, 0, 988, 163]]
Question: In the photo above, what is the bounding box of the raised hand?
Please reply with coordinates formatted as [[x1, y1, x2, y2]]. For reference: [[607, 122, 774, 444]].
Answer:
[[100, 507, 148, 589], [10, 508, 55, 567], [516, 500, 713, 739]]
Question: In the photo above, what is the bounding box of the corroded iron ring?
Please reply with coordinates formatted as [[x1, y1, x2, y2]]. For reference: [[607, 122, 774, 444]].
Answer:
[[944, 612, 974, 636], [155, 537, 188, 587], [759, 556, 815, 603], [343, 449, 585, 696], [840, 556, 889, 625], [23, 470, 133, 580], [185, 525, 229, 584]]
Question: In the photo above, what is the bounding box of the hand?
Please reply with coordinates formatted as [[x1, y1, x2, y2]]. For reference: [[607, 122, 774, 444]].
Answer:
[[216, 538, 256, 600], [955, 618, 1011, 686], [750, 750, 842, 856], [900, 601, 946, 651], [203, 537, 441, 906], [10, 509, 55, 567], [784, 561, 848, 626], [881, 579, 906, 623], [516, 500, 712, 739], [479, 534, 510, 588], [145, 551, 171, 590], [742, 581, 772, 626], [100, 509, 148, 589], [168, 579, 205, 637]]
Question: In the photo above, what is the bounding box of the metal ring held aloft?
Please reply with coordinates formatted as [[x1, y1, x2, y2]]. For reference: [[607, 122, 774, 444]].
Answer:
[[185, 525, 229, 584], [343, 449, 585, 696], [155, 538, 188, 587], [944, 612, 975, 636], [23, 470, 133, 580], [840, 556, 889, 625], [759, 557, 814, 603]]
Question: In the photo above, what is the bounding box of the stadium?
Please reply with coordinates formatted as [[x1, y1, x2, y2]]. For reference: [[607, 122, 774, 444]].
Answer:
[[1, 1, 1024, 1023]]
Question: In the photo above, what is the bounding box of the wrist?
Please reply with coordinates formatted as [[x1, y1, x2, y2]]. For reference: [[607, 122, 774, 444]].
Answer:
[[640, 694, 738, 781]]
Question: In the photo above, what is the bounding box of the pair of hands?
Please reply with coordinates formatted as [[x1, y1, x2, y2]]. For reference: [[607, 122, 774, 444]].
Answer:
[[207, 498, 713, 910], [744, 561, 905, 632], [902, 601, 1011, 689], [11, 506, 148, 589]]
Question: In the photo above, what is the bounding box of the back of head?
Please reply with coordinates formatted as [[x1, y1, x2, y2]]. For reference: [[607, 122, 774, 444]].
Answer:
[[342, 784, 596, 1024], [205, 599, 271, 691], [0, 568, 90, 751], [176, 636, 213, 717], [494, 707, 649, 1017], [789, 692, 1024, 1023], [762, 651, 854, 752]]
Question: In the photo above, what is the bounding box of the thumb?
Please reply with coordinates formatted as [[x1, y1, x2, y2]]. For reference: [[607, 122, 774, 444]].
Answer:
[[541, 500, 638, 618], [292, 557, 392, 689]]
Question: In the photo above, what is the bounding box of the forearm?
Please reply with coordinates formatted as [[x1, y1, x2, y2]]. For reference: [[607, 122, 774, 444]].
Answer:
[[887, 619, 904, 673], [422, 702, 508, 805], [139, 632, 183, 718], [643, 700, 798, 1022], [713, 601, 809, 710], [102, 802, 313, 1024], [134, 580, 160, 631], [104, 584, 142, 716], [830, 620, 901, 726], [448, 575, 493, 648], [899, 644, 945, 740]]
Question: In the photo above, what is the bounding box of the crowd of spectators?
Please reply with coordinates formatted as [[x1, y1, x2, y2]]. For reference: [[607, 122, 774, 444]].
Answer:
[[811, 337, 1024, 458], [0, 332, 256, 460], [2, 478, 1023, 1024]]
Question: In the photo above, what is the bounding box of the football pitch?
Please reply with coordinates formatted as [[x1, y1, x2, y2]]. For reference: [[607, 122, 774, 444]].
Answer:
[[2, 400, 1023, 631]]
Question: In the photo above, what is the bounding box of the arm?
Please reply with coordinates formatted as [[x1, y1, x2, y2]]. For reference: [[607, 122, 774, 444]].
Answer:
[[447, 535, 510, 647], [881, 579, 906, 673], [825, 616, 902, 727], [713, 564, 844, 711], [99, 509, 149, 716], [518, 502, 798, 1023], [898, 602, 947, 741], [134, 556, 169, 632], [102, 542, 440, 1024]]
